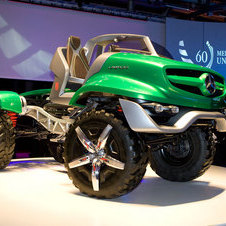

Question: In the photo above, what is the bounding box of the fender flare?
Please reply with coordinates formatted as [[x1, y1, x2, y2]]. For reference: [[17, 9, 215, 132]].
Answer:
[[0, 91, 22, 113]]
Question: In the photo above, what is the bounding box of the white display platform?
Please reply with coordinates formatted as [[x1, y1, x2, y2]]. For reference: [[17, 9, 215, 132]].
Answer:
[[0, 158, 226, 226]]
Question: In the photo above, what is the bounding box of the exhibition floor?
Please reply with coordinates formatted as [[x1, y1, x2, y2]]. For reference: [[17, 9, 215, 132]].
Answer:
[[0, 158, 226, 226]]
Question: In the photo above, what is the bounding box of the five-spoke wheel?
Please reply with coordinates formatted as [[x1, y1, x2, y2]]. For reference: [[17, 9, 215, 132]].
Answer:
[[64, 110, 148, 198], [68, 125, 125, 191]]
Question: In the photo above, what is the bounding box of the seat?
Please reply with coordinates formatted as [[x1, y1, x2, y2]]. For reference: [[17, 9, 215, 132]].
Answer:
[[66, 36, 80, 67], [50, 36, 89, 105], [67, 36, 89, 80]]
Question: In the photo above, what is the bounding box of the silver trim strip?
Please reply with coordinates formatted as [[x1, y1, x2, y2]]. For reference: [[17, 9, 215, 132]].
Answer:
[[119, 99, 226, 133]]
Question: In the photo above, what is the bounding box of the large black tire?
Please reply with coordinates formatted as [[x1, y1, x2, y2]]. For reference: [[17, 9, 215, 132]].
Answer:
[[0, 113, 15, 169], [64, 110, 148, 199], [48, 142, 64, 163], [149, 128, 215, 182], [213, 132, 226, 166]]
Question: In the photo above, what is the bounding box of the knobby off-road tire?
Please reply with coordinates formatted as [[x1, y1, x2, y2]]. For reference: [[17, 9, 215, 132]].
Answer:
[[64, 110, 148, 199], [214, 132, 226, 166], [149, 128, 215, 182], [48, 142, 64, 163], [0, 113, 15, 169]]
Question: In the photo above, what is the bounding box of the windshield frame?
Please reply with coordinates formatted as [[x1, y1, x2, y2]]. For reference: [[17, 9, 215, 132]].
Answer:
[[84, 34, 158, 64]]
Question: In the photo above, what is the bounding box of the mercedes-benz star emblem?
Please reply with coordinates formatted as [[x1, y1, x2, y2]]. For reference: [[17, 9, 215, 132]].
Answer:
[[205, 74, 216, 95]]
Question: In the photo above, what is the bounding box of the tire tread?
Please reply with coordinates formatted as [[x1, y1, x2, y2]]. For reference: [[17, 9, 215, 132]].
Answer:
[[64, 109, 148, 198], [149, 128, 215, 182], [0, 113, 15, 169]]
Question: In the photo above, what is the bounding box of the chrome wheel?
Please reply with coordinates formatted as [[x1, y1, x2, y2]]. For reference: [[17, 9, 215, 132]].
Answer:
[[68, 125, 125, 191], [64, 110, 147, 198]]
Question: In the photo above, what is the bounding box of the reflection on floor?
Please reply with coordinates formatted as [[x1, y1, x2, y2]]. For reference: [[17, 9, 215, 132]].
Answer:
[[0, 158, 226, 226]]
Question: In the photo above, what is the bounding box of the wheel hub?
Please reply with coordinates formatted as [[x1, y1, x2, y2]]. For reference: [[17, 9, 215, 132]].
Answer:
[[68, 124, 125, 191]]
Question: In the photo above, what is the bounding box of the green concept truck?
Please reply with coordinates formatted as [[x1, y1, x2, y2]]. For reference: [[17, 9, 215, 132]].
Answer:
[[0, 34, 225, 198]]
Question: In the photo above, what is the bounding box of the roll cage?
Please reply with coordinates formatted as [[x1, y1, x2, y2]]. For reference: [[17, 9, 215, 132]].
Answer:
[[84, 34, 158, 64]]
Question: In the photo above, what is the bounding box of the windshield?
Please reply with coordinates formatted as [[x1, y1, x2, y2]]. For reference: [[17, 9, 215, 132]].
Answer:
[[104, 37, 151, 55]]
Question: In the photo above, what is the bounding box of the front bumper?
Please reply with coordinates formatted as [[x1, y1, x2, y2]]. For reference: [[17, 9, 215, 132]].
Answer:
[[119, 99, 226, 133]]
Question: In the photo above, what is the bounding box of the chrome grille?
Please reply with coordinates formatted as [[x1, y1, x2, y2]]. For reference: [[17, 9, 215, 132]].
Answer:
[[166, 69, 225, 97]]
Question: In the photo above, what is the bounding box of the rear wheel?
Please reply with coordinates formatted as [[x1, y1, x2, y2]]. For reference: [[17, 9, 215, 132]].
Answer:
[[64, 110, 148, 199], [149, 128, 215, 181], [48, 142, 64, 163], [0, 113, 15, 169], [214, 132, 226, 166]]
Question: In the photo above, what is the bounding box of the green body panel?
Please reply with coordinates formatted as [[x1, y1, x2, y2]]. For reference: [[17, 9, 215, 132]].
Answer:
[[21, 89, 52, 97], [0, 91, 22, 113], [21, 88, 73, 97], [70, 53, 226, 109]]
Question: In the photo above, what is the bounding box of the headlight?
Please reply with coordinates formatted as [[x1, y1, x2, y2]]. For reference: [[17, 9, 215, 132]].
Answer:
[[141, 102, 179, 114], [168, 105, 180, 114]]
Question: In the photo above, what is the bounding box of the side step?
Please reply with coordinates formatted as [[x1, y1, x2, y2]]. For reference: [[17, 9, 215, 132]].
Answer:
[[22, 105, 75, 135]]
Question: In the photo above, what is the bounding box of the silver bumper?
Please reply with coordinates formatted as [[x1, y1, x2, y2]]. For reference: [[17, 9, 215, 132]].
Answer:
[[119, 99, 226, 133]]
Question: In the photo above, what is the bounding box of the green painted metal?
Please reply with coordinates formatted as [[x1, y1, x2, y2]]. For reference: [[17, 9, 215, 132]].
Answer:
[[21, 89, 52, 97], [0, 91, 22, 113], [21, 88, 73, 97], [69, 53, 226, 109]]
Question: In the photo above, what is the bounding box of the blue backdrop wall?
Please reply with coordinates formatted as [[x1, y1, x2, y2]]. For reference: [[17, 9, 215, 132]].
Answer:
[[0, 1, 165, 81], [0, 1, 226, 81], [166, 18, 226, 79]]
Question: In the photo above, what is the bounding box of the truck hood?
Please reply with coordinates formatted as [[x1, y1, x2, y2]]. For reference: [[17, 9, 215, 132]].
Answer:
[[109, 53, 223, 76], [72, 52, 226, 109]]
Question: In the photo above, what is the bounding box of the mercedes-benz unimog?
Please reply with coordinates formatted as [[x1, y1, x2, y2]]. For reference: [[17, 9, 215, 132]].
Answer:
[[0, 34, 225, 198]]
